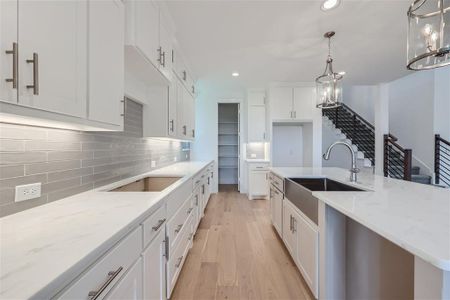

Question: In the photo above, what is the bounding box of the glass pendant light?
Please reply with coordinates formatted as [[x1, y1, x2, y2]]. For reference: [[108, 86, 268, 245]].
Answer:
[[407, 0, 450, 70], [316, 31, 345, 109]]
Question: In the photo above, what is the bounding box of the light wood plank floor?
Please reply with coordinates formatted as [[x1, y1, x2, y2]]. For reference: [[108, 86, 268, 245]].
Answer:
[[171, 187, 314, 300]]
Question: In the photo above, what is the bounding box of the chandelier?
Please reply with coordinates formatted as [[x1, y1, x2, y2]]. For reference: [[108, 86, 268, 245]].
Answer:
[[407, 0, 450, 70], [316, 31, 345, 109]]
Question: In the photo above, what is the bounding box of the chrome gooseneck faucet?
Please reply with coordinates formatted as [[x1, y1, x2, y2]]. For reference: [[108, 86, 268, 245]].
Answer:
[[323, 141, 360, 182]]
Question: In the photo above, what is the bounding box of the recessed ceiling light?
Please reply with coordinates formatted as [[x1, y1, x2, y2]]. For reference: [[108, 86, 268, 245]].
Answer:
[[321, 0, 341, 11], [232, 72, 239, 77]]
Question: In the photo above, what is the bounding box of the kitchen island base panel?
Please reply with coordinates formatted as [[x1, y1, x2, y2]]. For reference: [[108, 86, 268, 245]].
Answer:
[[319, 202, 415, 300], [415, 257, 450, 300]]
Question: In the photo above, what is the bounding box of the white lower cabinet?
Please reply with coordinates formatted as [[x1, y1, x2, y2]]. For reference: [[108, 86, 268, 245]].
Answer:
[[105, 258, 143, 300], [282, 200, 298, 258], [282, 198, 319, 299], [296, 212, 319, 298], [55, 163, 215, 300], [270, 185, 283, 237], [143, 228, 166, 300]]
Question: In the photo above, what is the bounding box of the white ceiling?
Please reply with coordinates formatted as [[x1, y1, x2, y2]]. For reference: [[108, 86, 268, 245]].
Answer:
[[165, 0, 413, 89]]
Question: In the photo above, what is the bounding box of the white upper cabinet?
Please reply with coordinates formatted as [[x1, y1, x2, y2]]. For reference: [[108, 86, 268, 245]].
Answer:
[[0, 0, 124, 131], [177, 84, 195, 140], [88, 0, 124, 127], [247, 90, 266, 142], [132, 0, 160, 67], [269, 87, 293, 120], [124, 0, 174, 85], [293, 87, 315, 120], [269, 86, 316, 121], [158, 13, 173, 82], [18, 0, 87, 117], [0, 0, 18, 103], [168, 81, 178, 137]]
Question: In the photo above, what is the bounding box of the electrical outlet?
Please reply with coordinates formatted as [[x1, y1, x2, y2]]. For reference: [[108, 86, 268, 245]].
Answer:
[[251, 153, 257, 158], [15, 183, 41, 202], [151, 160, 156, 168], [173, 157, 177, 162]]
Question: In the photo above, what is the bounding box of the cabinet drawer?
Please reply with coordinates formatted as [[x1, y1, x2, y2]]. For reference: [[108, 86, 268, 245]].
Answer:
[[193, 172, 203, 189], [270, 172, 284, 192], [166, 178, 192, 217], [167, 195, 193, 251], [59, 227, 142, 299], [142, 205, 166, 248], [167, 212, 194, 298]]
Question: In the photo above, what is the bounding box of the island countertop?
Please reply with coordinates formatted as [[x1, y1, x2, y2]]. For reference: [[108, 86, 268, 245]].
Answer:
[[269, 167, 450, 271], [0, 161, 212, 300]]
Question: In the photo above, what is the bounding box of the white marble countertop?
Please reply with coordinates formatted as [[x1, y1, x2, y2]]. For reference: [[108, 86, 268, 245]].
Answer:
[[269, 167, 450, 271], [0, 161, 212, 300]]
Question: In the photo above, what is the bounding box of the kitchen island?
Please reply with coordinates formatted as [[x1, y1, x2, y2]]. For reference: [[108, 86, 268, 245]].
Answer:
[[270, 167, 450, 300]]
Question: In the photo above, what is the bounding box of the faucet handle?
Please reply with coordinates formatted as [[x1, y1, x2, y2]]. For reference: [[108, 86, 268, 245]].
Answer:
[[351, 167, 360, 173]]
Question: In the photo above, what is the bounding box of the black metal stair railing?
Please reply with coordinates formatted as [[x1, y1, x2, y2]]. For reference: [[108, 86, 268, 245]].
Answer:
[[384, 134, 412, 181], [435, 134, 450, 187], [322, 103, 375, 165]]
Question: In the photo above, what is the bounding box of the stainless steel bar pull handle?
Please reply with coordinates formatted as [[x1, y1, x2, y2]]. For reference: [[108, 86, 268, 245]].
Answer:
[[182, 70, 187, 81], [175, 256, 183, 268], [26, 53, 39, 95], [175, 224, 183, 233], [5, 42, 18, 88], [183, 125, 187, 135], [187, 207, 193, 215], [152, 218, 166, 231], [170, 119, 174, 132], [88, 266, 123, 300]]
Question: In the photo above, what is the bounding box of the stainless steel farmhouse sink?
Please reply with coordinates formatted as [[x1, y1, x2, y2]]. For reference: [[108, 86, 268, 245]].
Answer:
[[288, 178, 365, 192], [285, 178, 366, 225], [109, 176, 182, 192]]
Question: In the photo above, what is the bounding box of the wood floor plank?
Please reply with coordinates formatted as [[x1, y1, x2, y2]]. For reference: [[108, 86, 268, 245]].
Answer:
[[171, 190, 314, 300]]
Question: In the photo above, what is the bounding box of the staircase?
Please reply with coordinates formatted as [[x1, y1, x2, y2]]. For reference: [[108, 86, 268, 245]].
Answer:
[[323, 103, 375, 166], [323, 103, 432, 185]]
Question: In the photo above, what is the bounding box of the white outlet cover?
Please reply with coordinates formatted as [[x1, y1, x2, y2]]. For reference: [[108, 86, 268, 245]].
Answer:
[[15, 183, 41, 203], [173, 157, 177, 162], [251, 153, 257, 158], [151, 161, 156, 168]]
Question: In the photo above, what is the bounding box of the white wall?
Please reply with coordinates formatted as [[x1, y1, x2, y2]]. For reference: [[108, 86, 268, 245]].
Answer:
[[343, 85, 377, 125], [191, 80, 245, 193], [434, 67, 450, 141], [388, 70, 435, 174]]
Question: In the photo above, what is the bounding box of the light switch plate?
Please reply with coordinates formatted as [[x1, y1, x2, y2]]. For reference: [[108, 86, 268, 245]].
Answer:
[[173, 157, 177, 162], [15, 183, 41, 202], [251, 154, 257, 158], [151, 161, 156, 168]]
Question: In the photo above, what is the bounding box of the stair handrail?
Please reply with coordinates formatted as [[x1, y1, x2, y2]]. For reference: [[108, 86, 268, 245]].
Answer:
[[340, 103, 374, 130], [435, 134, 450, 186], [384, 134, 412, 181], [339, 103, 400, 142]]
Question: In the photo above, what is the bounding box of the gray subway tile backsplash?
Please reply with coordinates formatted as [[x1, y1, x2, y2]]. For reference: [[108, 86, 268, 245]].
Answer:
[[0, 99, 190, 217]]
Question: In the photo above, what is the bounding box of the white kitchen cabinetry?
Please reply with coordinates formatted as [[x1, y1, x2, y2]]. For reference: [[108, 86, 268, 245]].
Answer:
[[296, 212, 319, 298], [280, 195, 318, 298], [124, 0, 172, 85], [88, 0, 124, 127], [293, 87, 315, 120], [143, 228, 166, 300], [283, 199, 298, 258], [105, 258, 143, 300], [1, 0, 124, 131], [0, 0, 18, 103], [247, 90, 267, 142], [269, 87, 293, 120], [269, 86, 315, 120], [18, 0, 87, 117], [270, 184, 283, 237], [143, 78, 195, 140], [247, 162, 269, 200]]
